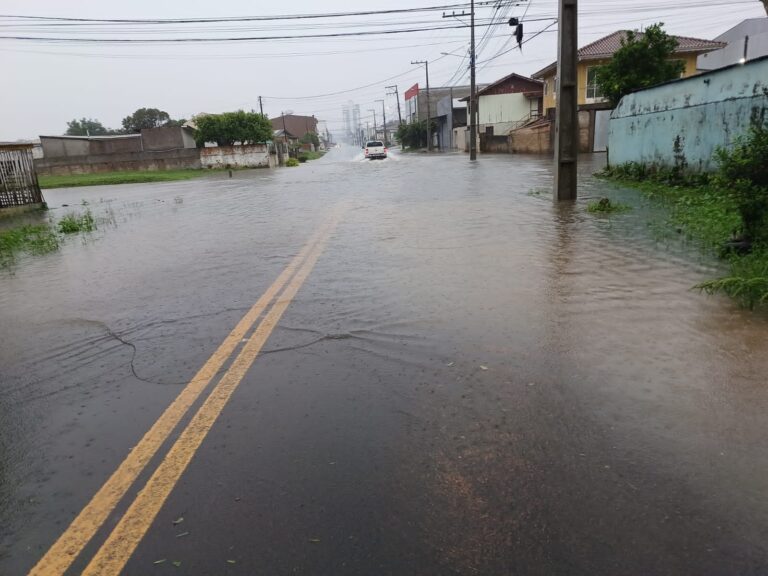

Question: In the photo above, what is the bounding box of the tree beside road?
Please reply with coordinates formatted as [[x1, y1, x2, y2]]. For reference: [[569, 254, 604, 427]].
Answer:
[[194, 111, 273, 147], [595, 23, 685, 107]]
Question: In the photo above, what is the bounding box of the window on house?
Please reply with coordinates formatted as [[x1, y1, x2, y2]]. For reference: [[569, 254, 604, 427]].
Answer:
[[586, 67, 604, 101], [543, 79, 549, 97], [553, 76, 558, 100]]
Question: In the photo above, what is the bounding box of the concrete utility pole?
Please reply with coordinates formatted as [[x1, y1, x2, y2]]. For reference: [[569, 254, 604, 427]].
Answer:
[[386, 85, 403, 125], [469, 0, 478, 160], [258, 96, 264, 116], [554, 0, 578, 201], [411, 60, 431, 151], [376, 99, 387, 145]]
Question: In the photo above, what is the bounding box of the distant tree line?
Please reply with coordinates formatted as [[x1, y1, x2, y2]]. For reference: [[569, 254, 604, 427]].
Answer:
[[65, 107, 186, 136], [64, 107, 280, 147]]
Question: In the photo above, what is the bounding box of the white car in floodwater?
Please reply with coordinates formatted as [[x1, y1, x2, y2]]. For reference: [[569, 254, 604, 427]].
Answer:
[[364, 140, 387, 160]]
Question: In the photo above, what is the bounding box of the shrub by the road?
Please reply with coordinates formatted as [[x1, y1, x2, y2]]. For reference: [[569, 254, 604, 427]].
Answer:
[[285, 158, 300, 167]]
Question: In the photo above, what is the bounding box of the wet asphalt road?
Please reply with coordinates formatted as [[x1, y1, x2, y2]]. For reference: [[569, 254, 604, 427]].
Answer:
[[1, 146, 768, 575]]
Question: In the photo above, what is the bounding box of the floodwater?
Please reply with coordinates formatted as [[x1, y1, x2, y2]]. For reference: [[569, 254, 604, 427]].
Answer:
[[1, 146, 767, 575]]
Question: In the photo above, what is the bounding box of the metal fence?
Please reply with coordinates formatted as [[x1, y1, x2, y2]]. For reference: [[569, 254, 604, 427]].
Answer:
[[0, 145, 44, 209]]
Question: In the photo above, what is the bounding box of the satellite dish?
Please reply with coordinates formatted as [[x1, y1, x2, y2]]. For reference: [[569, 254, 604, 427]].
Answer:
[[284, 109, 294, 115]]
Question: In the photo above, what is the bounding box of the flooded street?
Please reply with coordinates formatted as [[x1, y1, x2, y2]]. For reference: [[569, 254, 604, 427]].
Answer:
[[1, 146, 767, 575]]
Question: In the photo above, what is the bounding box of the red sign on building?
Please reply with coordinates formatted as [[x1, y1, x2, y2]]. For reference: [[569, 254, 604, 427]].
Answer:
[[404, 83, 420, 101]]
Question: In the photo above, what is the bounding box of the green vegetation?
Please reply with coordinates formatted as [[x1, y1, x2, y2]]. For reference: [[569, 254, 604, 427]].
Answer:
[[595, 23, 685, 107], [58, 210, 95, 234], [194, 110, 272, 146], [39, 169, 217, 189], [298, 150, 325, 162], [601, 123, 768, 309], [697, 252, 768, 309], [66, 118, 116, 136], [713, 122, 768, 245], [587, 197, 632, 214], [0, 224, 59, 265], [0, 207, 106, 267], [122, 107, 181, 133], [299, 132, 321, 148], [65, 108, 183, 136], [395, 120, 435, 150], [285, 158, 300, 167]]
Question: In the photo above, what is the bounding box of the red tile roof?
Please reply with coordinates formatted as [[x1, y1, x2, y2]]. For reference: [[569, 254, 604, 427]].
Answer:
[[580, 30, 725, 58], [533, 30, 726, 78]]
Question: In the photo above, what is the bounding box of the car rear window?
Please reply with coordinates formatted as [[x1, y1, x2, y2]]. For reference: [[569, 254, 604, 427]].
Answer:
[[366, 141, 384, 147]]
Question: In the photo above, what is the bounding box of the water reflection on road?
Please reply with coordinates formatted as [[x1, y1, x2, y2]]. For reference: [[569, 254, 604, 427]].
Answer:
[[1, 146, 766, 575]]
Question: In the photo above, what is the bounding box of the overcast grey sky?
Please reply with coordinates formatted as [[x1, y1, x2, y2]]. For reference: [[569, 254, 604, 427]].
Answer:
[[0, 0, 764, 140]]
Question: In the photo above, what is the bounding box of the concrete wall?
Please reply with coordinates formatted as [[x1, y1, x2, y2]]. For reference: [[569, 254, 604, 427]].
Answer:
[[88, 137, 143, 155], [140, 126, 196, 151], [40, 137, 90, 158], [480, 134, 510, 153], [35, 144, 275, 175], [200, 145, 272, 169], [607, 56, 768, 172], [40, 127, 196, 159], [35, 149, 201, 176], [510, 121, 552, 154]]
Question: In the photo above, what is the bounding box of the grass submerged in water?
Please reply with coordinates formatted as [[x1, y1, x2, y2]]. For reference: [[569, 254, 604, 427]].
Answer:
[[599, 167, 767, 309], [0, 224, 60, 265], [587, 197, 632, 214], [38, 169, 219, 189], [58, 209, 96, 234], [0, 207, 101, 267]]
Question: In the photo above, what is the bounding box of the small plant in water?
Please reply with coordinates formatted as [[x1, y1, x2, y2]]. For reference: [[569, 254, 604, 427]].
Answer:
[[0, 224, 59, 267], [587, 197, 632, 214], [285, 157, 300, 167], [58, 209, 96, 234], [695, 251, 768, 309]]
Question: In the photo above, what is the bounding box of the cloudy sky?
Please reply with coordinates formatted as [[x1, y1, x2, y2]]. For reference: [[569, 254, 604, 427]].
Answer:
[[0, 0, 764, 140]]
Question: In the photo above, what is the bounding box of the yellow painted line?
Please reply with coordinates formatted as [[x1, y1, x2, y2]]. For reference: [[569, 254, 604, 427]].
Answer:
[[81, 209, 342, 576], [29, 212, 339, 576]]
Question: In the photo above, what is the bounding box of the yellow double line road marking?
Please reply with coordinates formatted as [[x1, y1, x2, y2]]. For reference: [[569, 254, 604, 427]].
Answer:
[[31, 207, 344, 576]]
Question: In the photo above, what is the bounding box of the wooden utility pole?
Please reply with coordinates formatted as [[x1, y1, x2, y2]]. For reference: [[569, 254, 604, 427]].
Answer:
[[258, 96, 264, 116], [554, 0, 578, 200], [411, 60, 431, 151], [469, 0, 478, 160]]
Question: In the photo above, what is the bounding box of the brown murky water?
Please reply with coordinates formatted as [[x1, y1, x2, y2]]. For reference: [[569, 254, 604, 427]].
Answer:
[[1, 147, 766, 574]]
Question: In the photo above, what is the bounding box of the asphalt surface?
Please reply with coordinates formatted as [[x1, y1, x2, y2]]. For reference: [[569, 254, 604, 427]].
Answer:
[[1, 146, 767, 575]]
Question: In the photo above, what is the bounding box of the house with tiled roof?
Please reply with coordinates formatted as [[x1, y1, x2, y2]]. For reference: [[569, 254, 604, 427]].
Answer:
[[517, 30, 724, 154], [533, 30, 725, 111]]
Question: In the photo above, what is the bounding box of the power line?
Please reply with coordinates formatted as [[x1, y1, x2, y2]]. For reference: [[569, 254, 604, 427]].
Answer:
[[0, 20, 522, 43], [260, 51, 456, 100], [0, 4, 482, 24], [0, 39, 469, 61]]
